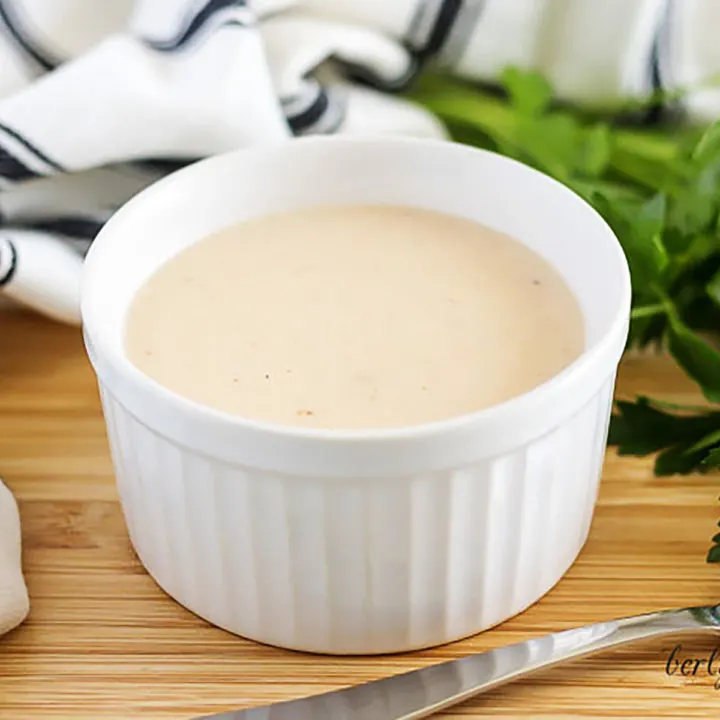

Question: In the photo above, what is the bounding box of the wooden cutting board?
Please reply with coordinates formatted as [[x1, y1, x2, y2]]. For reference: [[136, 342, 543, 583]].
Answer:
[[1, 305, 719, 719]]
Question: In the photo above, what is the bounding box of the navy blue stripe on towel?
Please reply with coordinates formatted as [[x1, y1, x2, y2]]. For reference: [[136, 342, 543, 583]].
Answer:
[[0, 0, 58, 70], [286, 88, 330, 134], [25, 217, 105, 241], [143, 0, 249, 52], [0, 237, 17, 287], [0, 122, 63, 172], [343, 0, 468, 93], [0, 144, 42, 181]]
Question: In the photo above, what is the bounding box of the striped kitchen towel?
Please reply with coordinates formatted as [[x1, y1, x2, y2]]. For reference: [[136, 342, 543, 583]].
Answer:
[[0, 0, 719, 324]]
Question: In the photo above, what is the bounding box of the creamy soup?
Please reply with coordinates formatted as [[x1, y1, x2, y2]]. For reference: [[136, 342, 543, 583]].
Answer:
[[125, 204, 584, 429]]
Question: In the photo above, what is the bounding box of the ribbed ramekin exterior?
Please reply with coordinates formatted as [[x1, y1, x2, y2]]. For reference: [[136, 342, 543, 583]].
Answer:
[[98, 373, 615, 655]]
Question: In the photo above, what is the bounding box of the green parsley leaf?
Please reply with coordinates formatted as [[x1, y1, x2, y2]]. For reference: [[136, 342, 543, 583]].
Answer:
[[692, 120, 720, 166], [609, 397, 720, 456], [636, 193, 667, 240], [707, 448, 720, 469], [707, 540, 720, 564], [515, 113, 580, 181], [687, 427, 720, 454], [578, 124, 612, 177], [501, 66, 552, 117], [667, 165, 719, 236], [597, 193, 669, 293], [655, 444, 709, 475], [708, 269, 720, 308], [667, 314, 720, 403]]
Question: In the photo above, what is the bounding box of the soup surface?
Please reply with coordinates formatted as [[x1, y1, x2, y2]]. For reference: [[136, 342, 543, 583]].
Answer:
[[125, 204, 584, 429]]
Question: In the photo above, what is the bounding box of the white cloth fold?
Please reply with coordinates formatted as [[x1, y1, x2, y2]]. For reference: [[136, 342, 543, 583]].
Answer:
[[0, 479, 29, 638], [1, 0, 720, 326]]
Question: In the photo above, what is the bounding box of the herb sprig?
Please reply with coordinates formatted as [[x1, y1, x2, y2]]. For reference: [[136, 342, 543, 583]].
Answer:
[[405, 69, 720, 560]]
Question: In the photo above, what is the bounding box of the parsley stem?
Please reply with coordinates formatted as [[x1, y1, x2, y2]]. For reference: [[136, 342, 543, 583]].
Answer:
[[645, 398, 715, 413], [630, 303, 668, 319]]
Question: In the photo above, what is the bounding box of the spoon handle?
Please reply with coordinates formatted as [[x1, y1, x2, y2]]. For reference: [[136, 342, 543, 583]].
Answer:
[[203, 607, 713, 720]]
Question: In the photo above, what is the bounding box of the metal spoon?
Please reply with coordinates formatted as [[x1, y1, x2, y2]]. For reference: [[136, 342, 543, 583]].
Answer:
[[199, 603, 720, 719]]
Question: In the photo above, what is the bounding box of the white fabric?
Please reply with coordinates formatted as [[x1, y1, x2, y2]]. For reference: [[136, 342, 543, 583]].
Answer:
[[1, 0, 720, 324], [0, 479, 28, 638], [453, 0, 669, 105]]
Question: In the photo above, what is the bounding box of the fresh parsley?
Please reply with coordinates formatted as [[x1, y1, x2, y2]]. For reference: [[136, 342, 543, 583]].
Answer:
[[405, 69, 720, 561]]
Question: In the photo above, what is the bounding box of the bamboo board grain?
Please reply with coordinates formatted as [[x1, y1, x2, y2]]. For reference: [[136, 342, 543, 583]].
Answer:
[[1, 305, 719, 719]]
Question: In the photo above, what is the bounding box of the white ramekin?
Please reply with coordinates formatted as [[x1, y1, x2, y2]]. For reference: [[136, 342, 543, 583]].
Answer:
[[81, 136, 631, 655]]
